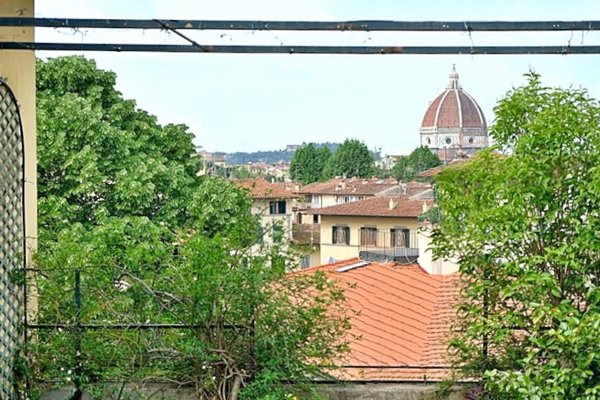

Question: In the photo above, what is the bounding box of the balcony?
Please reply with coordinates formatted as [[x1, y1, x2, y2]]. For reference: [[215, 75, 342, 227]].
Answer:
[[358, 228, 419, 264]]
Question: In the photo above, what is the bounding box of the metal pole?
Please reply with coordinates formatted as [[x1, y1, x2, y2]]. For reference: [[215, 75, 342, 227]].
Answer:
[[72, 270, 83, 400]]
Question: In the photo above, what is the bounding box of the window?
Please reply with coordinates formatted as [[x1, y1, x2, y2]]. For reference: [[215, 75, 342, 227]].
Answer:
[[445, 137, 452, 144], [269, 200, 286, 215], [391, 228, 410, 248], [311, 195, 322, 208], [313, 214, 319, 224], [332, 226, 350, 245], [336, 195, 363, 204], [360, 227, 378, 246], [301, 255, 310, 269]]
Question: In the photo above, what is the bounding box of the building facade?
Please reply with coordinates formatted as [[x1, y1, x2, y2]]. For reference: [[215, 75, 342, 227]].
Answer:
[[310, 196, 432, 265], [234, 178, 296, 245], [420, 66, 488, 163]]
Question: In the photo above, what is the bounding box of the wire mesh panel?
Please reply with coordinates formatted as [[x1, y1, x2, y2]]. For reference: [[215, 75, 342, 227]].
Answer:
[[0, 80, 25, 399]]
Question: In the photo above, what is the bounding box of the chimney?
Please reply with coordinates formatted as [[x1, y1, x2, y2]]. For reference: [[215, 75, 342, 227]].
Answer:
[[389, 198, 398, 210]]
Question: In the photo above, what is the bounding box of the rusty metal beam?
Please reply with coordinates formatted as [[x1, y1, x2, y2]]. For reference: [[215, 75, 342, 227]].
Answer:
[[1, 42, 599, 55], [0, 17, 599, 32]]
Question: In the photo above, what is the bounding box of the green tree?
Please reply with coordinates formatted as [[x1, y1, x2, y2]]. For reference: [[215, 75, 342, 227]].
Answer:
[[323, 139, 374, 179], [392, 146, 441, 181], [289, 143, 332, 184], [29, 56, 349, 400], [433, 73, 600, 399]]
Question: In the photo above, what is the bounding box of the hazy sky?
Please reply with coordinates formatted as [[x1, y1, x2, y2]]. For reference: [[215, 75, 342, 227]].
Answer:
[[35, 0, 600, 155]]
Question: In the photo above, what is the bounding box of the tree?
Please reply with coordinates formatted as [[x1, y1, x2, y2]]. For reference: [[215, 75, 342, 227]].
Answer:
[[433, 73, 600, 399], [29, 56, 349, 400], [392, 146, 441, 181], [289, 143, 332, 184], [322, 139, 374, 179]]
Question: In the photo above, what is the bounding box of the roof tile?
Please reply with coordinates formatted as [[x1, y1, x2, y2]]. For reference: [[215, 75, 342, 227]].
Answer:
[[233, 178, 296, 199], [309, 195, 432, 218], [299, 177, 400, 196], [295, 258, 459, 382]]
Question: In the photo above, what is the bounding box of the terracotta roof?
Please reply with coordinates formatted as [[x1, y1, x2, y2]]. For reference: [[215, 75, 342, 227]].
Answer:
[[295, 258, 459, 381], [405, 181, 432, 196], [418, 160, 469, 178], [233, 178, 297, 199], [308, 196, 432, 218], [421, 67, 487, 130], [299, 177, 400, 196]]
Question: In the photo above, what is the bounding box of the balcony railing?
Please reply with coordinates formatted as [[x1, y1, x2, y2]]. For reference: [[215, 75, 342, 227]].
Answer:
[[358, 229, 419, 264]]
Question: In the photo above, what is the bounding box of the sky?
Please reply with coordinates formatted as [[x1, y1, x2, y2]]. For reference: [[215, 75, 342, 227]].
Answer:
[[35, 0, 600, 155]]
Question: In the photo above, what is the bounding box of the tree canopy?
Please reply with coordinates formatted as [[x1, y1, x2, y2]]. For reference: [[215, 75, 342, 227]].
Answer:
[[392, 146, 441, 181], [433, 73, 600, 399], [322, 138, 374, 179], [289, 143, 332, 184], [29, 56, 349, 400]]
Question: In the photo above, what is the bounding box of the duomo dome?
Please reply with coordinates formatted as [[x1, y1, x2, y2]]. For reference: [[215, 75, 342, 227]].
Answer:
[[420, 66, 488, 161]]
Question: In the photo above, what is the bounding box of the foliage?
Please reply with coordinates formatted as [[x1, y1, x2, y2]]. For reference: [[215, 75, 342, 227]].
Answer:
[[322, 138, 375, 179], [418, 206, 441, 225], [392, 146, 441, 181], [36, 56, 202, 236], [289, 143, 332, 184], [432, 72, 600, 399], [30, 56, 349, 399]]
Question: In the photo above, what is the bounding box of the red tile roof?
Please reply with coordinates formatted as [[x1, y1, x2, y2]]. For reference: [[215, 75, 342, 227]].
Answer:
[[295, 258, 459, 381], [421, 69, 486, 130], [418, 160, 468, 177], [299, 178, 400, 196], [308, 196, 432, 218], [233, 178, 297, 199], [405, 181, 432, 196]]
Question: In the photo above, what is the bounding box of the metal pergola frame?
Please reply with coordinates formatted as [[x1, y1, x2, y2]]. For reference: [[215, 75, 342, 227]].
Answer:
[[0, 17, 598, 54]]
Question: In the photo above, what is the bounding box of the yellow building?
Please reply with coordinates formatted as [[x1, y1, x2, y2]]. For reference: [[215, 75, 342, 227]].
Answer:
[[310, 196, 432, 265], [234, 178, 296, 245]]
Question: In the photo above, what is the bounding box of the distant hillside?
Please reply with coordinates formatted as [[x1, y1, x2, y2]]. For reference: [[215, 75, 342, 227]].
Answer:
[[226, 142, 340, 165]]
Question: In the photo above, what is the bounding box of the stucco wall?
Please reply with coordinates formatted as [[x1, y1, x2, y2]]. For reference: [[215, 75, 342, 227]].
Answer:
[[0, 0, 37, 318], [417, 229, 459, 275], [320, 215, 419, 264], [316, 383, 468, 400], [56, 383, 468, 400], [252, 198, 293, 243]]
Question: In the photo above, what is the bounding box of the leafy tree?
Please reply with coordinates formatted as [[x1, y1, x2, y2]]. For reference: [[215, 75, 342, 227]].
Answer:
[[289, 143, 332, 184], [392, 146, 441, 181], [433, 73, 600, 399], [29, 56, 349, 399], [322, 139, 374, 179]]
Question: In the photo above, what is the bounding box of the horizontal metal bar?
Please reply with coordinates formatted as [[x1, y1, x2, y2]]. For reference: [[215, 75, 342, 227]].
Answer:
[[1, 42, 598, 55], [337, 365, 454, 369], [0, 18, 599, 32], [27, 323, 246, 330]]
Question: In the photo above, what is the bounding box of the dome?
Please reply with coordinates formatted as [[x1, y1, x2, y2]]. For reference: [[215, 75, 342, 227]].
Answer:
[[421, 66, 486, 130], [419, 66, 488, 161]]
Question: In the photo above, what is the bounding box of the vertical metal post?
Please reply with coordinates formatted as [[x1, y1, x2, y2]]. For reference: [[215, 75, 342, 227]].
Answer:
[[72, 270, 83, 400], [482, 283, 489, 366]]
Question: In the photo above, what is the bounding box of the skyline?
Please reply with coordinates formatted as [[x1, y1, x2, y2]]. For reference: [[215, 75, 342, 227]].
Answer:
[[34, 0, 600, 155]]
